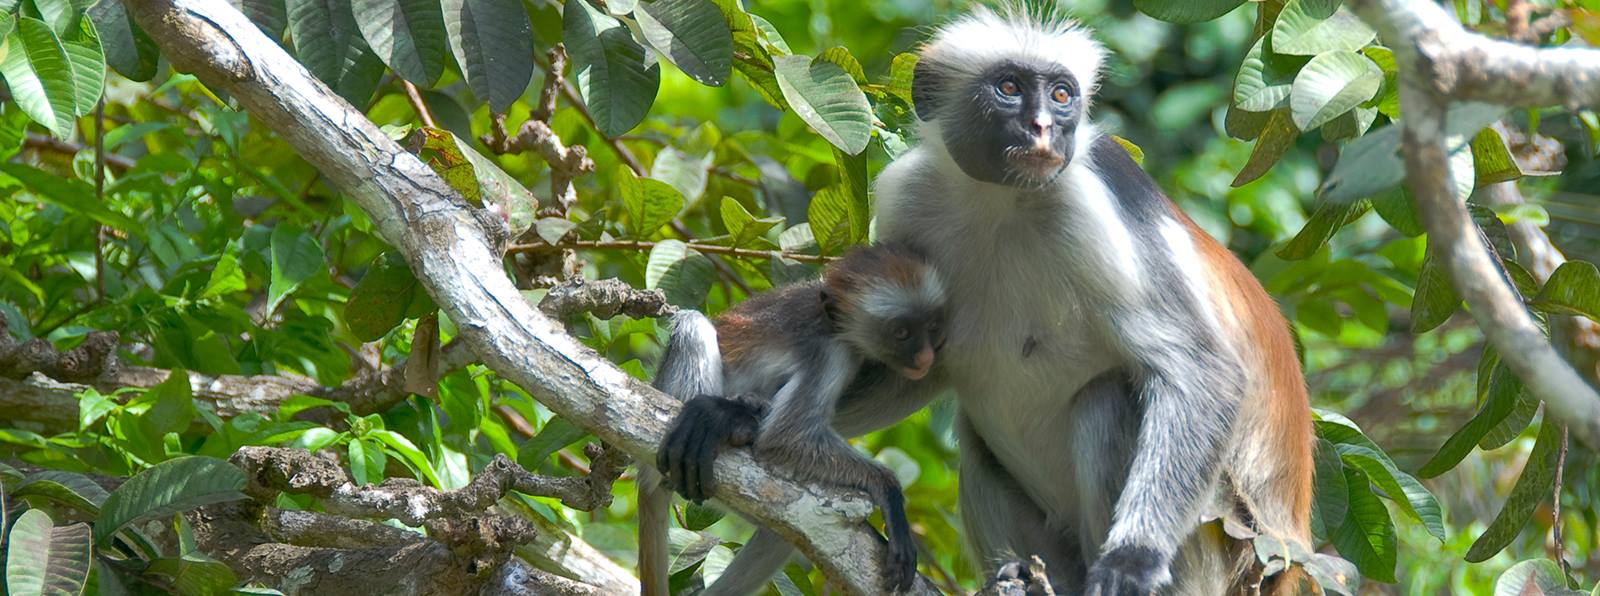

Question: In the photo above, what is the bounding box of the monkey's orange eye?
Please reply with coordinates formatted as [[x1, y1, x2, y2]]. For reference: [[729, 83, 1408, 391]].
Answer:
[[1052, 85, 1071, 103], [996, 79, 1021, 97]]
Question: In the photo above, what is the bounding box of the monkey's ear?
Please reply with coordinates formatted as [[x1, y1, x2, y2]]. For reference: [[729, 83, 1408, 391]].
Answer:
[[911, 56, 941, 121], [820, 288, 842, 329]]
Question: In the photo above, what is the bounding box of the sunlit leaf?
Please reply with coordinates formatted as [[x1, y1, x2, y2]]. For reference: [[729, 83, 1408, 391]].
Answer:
[[1271, 0, 1376, 55], [4, 510, 93, 596], [565, 0, 658, 136], [95, 456, 248, 545], [1290, 50, 1380, 131], [354, 0, 449, 86], [1133, 0, 1245, 23], [635, 0, 732, 86], [1466, 419, 1562, 562], [774, 55, 871, 155]]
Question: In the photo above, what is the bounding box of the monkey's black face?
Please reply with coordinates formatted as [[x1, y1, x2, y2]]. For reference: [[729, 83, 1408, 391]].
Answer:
[[885, 311, 946, 380], [942, 62, 1081, 188]]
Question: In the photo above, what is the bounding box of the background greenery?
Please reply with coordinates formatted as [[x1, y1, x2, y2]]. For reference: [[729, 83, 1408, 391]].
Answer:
[[0, 0, 1597, 593]]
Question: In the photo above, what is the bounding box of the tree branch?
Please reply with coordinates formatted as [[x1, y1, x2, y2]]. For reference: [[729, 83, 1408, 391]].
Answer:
[[1348, 0, 1600, 447], [119, 1, 937, 593]]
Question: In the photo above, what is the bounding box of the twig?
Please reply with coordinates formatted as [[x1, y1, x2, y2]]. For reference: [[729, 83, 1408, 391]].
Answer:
[[510, 239, 834, 265], [25, 132, 134, 173], [402, 80, 437, 129], [93, 101, 106, 300], [1552, 424, 1569, 578]]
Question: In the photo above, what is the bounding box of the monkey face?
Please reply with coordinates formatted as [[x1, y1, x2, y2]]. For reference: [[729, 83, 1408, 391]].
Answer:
[[885, 312, 946, 380], [929, 61, 1083, 188]]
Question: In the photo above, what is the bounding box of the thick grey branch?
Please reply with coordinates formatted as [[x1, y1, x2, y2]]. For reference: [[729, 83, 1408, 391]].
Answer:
[[117, 2, 933, 591], [1348, 0, 1600, 109], [1351, 0, 1600, 446]]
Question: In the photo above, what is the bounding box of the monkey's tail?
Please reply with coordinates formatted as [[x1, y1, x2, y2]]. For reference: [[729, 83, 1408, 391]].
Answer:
[[641, 311, 724, 596]]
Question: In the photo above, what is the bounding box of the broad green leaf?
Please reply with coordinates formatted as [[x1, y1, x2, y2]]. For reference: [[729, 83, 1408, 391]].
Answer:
[[816, 46, 865, 85], [287, 0, 361, 87], [833, 146, 869, 243], [1271, 0, 1376, 56], [1276, 198, 1368, 260], [267, 224, 325, 315], [1335, 444, 1445, 541], [516, 416, 588, 467], [1224, 103, 1270, 140], [354, 0, 449, 86], [731, 30, 784, 109], [202, 251, 247, 299], [1493, 560, 1568, 596], [1532, 261, 1600, 322], [346, 251, 427, 342], [449, 130, 536, 234], [1329, 468, 1396, 582], [1232, 36, 1307, 112], [619, 168, 686, 238], [1466, 419, 1562, 562], [1480, 388, 1536, 450], [0, 162, 138, 230], [1320, 106, 1377, 141], [1470, 127, 1524, 186], [1362, 46, 1400, 117], [443, 0, 532, 112], [94, 456, 248, 545], [565, 0, 658, 136], [229, 0, 288, 39], [1369, 187, 1423, 237], [635, 0, 732, 87], [683, 502, 725, 531], [1310, 438, 1348, 540], [60, 15, 105, 116], [14, 471, 110, 513], [1, 16, 81, 138], [1290, 51, 1381, 131], [348, 438, 386, 486], [721, 197, 781, 249], [887, 52, 917, 104], [88, 0, 158, 81], [1409, 247, 1460, 333], [1232, 109, 1297, 187], [747, 13, 788, 53], [651, 146, 712, 202], [1133, 0, 1245, 23], [1321, 102, 1505, 203], [139, 369, 195, 443], [774, 55, 871, 155], [807, 184, 854, 256], [668, 528, 718, 574], [645, 240, 714, 307], [366, 430, 442, 487], [144, 552, 239, 596], [1419, 362, 1523, 478], [5, 510, 93, 596]]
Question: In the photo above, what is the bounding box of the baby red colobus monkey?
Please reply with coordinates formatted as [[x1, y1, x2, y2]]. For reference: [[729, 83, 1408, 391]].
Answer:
[[639, 243, 948, 595]]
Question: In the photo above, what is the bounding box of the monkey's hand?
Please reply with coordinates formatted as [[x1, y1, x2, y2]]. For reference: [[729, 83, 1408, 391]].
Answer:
[[655, 395, 764, 503], [1084, 545, 1167, 596]]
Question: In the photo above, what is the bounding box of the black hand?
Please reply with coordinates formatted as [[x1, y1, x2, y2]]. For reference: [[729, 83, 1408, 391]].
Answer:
[[655, 395, 762, 502], [1085, 545, 1165, 596]]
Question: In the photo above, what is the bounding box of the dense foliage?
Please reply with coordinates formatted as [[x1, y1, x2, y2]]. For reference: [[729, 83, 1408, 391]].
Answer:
[[0, 0, 1598, 594]]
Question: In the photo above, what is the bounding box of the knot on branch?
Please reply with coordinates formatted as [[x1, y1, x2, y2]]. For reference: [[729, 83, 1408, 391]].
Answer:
[[0, 318, 120, 381], [538, 278, 677, 322]]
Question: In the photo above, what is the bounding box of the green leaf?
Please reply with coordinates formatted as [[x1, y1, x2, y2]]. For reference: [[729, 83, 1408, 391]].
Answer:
[[1271, 0, 1376, 56], [1409, 247, 1460, 333], [635, 0, 732, 87], [266, 224, 325, 315], [1, 16, 82, 138], [1369, 187, 1423, 237], [95, 456, 248, 545], [1232, 35, 1307, 112], [1493, 560, 1569, 596], [565, 0, 658, 136], [1276, 198, 1368, 260], [1320, 102, 1505, 204], [1470, 127, 1524, 186], [365, 430, 441, 487], [1232, 109, 1297, 187], [448, 130, 536, 234], [651, 146, 712, 202], [1334, 444, 1446, 541], [1310, 438, 1348, 540], [1531, 261, 1600, 322], [683, 502, 725, 531], [645, 239, 714, 307], [816, 46, 865, 85], [1419, 361, 1523, 478], [348, 438, 386, 486], [144, 552, 239, 596], [1320, 106, 1377, 141], [887, 52, 917, 104], [202, 251, 247, 299], [442, 0, 532, 112], [1465, 419, 1562, 562], [1479, 388, 1536, 450], [287, 0, 362, 87], [0, 162, 138, 231], [1290, 50, 1381, 131], [1133, 0, 1245, 23], [229, 0, 288, 39], [14, 471, 110, 514], [346, 251, 427, 342], [833, 146, 869, 244], [619, 168, 686, 238], [1329, 468, 1396, 583], [60, 14, 105, 117], [774, 55, 871, 155], [4, 510, 93, 596], [354, 0, 449, 86], [88, 0, 158, 81], [721, 197, 781, 249], [139, 369, 196, 444], [807, 184, 854, 256], [1224, 103, 1270, 140], [516, 417, 588, 467]]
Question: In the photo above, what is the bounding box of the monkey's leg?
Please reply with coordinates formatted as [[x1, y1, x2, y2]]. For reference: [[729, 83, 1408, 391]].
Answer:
[[956, 415, 1086, 591], [699, 527, 795, 596]]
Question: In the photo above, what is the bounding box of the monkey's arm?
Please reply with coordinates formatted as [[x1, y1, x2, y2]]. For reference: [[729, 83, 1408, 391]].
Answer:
[[656, 394, 766, 503], [1089, 324, 1245, 595]]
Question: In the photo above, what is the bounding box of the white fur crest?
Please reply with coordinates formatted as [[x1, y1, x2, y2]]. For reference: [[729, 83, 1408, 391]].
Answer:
[[922, 3, 1105, 99]]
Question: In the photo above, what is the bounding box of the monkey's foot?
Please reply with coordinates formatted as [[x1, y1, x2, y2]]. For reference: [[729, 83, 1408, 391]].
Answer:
[[979, 556, 1054, 596]]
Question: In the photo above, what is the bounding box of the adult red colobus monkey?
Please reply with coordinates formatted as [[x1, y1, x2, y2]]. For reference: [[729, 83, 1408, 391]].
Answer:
[[662, 5, 1314, 594]]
